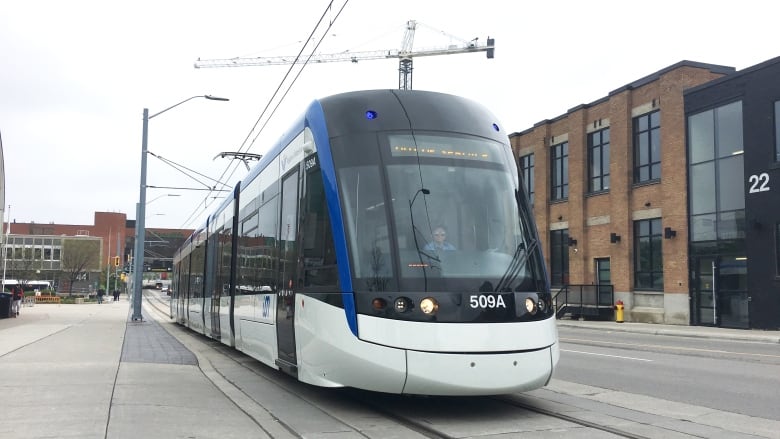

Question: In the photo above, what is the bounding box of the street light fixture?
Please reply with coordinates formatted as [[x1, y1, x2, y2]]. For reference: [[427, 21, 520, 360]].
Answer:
[[132, 95, 228, 322]]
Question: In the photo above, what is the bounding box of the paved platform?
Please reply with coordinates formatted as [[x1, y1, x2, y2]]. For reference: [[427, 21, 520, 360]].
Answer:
[[0, 299, 777, 438], [0, 299, 271, 439]]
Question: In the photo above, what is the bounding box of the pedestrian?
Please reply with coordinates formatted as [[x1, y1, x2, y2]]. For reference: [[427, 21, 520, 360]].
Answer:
[[113, 289, 119, 301], [97, 288, 105, 304], [11, 285, 23, 317]]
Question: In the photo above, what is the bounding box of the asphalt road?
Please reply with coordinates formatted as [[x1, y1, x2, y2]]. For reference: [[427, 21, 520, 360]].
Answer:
[[555, 326, 780, 421]]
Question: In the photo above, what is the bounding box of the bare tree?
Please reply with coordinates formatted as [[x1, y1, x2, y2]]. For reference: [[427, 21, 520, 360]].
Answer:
[[60, 238, 101, 296]]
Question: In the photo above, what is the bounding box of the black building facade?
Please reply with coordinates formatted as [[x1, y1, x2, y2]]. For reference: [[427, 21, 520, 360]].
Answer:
[[685, 56, 780, 329]]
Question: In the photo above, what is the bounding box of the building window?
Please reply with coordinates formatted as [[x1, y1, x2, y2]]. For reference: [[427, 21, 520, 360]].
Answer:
[[550, 142, 569, 201], [776, 223, 780, 275], [588, 128, 610, 193], [519, 154, 534, 205], [688, 102, 745, 242], [550, 229, 569, 286], [633, 110, 661, 183], [634, 218, 663, 290], [775, 101, 780, 162]]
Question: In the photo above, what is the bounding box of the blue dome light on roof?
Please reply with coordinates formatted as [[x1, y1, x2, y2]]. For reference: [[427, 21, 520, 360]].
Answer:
[[492, 123, 500, 132], [365, 110, 378, 120]]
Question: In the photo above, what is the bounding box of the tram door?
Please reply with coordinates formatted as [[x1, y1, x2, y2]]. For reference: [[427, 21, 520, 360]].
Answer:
[[276, 170, 299, 370], [209, 228, 223, 341]]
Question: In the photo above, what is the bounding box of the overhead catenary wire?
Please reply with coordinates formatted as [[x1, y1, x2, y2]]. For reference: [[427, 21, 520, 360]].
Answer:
[[179, 0, 350, 229], [218, 0, 351, 183], [148, 151, 232, 192]]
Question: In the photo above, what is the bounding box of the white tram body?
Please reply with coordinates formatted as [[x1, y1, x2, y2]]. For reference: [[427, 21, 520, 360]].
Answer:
[[172, 90, 559, 395]]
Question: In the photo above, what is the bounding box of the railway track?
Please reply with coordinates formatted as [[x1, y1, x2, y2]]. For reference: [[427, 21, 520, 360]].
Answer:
[[141, 291, 649, 438]]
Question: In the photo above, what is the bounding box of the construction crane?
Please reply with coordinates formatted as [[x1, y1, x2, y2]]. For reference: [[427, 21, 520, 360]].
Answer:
[[194, 20, 495, 90]]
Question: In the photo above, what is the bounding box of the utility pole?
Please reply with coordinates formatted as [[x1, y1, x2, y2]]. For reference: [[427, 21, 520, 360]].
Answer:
[[133, 95, 229, 321], [1, 205, 9, 290], [105, 228, 111, 294], [114, 232, 120, 294]]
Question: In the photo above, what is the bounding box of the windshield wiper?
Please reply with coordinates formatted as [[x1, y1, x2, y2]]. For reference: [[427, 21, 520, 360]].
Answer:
[[494, 237, 538, 292], [409, 188, 439, 290]]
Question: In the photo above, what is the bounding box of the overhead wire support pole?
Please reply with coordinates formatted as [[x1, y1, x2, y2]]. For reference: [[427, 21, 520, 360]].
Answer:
[[2, 205, 9, 290], [133, 95, 229, 322], [132, 108, 150, 321], [105, 227, 111, 296]]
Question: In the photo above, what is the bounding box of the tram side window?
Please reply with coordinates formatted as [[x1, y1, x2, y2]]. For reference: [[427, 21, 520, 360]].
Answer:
[[253, 196, 279, 292], [190, 245, 205, 299], [218, 227, 232, 297], [205, 229, 219, 299], [302, 168, 337, 288], [237, 213, 258, 295], [182, 254, 192, 299]]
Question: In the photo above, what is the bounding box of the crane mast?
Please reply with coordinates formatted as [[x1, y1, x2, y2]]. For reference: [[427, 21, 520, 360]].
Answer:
[[194, 20, 495, 90]]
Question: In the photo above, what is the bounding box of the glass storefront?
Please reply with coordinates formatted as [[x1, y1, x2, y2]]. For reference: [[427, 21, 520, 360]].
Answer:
[[687, 101, 749, 328]]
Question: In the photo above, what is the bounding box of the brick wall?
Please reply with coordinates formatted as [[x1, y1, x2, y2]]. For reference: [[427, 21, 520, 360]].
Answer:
[[509, 61, 732, 323]]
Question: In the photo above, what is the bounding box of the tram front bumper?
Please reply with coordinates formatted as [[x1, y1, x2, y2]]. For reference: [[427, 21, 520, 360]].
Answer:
[[402, 344, 557, 396]]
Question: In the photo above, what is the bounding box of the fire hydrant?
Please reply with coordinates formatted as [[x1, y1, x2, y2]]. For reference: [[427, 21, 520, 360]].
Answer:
[[614, 300, 624, 323]]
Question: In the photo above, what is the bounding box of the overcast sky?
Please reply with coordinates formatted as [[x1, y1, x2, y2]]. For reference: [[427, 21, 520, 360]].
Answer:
[[1, 0, 777, 230]]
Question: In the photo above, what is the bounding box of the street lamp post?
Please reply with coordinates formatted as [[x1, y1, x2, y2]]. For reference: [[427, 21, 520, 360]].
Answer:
[[132, 95, 228, 321]]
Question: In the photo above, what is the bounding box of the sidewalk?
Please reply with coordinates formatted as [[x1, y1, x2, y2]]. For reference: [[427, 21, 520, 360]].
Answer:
[[0, 299, 271, 439]]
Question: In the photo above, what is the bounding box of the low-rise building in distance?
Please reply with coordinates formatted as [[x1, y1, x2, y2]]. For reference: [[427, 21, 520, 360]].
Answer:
[[2, 211, 192, 294]]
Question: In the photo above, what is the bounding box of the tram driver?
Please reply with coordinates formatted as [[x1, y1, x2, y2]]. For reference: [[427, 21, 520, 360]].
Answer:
[[424, 226, 456, 252]]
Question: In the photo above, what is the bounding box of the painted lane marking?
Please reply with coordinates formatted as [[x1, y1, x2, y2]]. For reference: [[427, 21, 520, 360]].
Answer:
[[561, 349, 653, 362], [561, 337, 780, 359]]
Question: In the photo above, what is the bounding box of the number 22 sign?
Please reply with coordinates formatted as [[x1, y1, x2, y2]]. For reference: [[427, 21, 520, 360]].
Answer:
[[748, 173, 770, 193]]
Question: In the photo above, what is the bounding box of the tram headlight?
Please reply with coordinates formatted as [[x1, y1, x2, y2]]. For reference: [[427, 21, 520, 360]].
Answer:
[[372, 298, 387, 310], [525, 297, 538, 315], [419, 297, 439, 315], [537, 298, 547, 313], [394, 297, 412, 313]]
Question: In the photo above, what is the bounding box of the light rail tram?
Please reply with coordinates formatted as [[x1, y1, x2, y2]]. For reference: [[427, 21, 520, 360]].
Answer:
[[171, 89, 559, 395]]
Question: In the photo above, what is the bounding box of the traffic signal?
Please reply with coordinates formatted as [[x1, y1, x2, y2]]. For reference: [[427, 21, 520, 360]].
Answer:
[[113, 256, 120, 267]]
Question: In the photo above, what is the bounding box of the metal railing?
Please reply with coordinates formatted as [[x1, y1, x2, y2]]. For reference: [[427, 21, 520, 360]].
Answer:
[[553, 284, 614, 320]]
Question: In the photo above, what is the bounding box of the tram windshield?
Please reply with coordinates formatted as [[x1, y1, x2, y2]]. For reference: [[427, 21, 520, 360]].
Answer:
[[336, 131, 541, 293]]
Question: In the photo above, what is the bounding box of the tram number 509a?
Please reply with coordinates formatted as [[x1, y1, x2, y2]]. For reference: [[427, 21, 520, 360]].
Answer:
[[469, 294, 506, 309]]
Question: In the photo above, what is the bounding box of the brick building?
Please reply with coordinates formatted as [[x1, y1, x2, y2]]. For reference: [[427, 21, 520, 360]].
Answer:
[[509, 61, 734, 325], [3, 211, 192, 292], [7, 212, 132, 268]]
